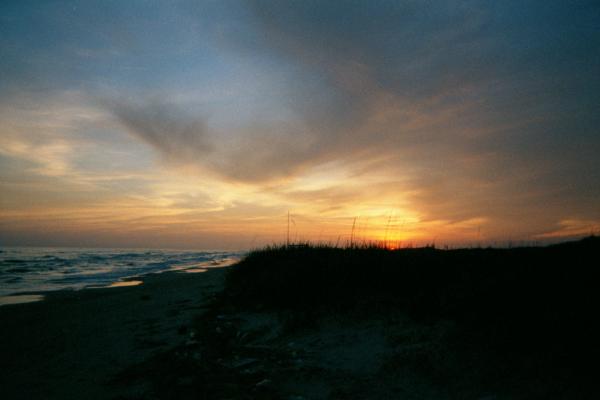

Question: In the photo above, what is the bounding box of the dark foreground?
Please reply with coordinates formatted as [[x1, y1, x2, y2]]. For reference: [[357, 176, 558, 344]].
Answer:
[[0, 269, 226, 399], [1, 237, 599, 399]]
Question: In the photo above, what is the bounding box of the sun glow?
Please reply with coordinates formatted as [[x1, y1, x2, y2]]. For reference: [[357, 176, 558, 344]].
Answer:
[[1, 2, 597, 249]]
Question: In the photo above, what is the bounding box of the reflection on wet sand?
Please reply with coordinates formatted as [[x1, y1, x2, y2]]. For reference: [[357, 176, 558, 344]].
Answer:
[[107, 280, 143, 288], [183, 268, 208, 273], [173, 257, 241, 274], [0, 294, 45, 306]]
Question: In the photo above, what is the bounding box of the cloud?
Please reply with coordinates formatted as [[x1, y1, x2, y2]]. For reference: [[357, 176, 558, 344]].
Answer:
[[241, 1, 600, 226], [107, 101, 212, 159], [105, 96, 318, 182], [0, 137, 72, 177], [106, 98, 213, 165], [536, 219, 600, 240], [3, 1, 599, 246], [100, 0, 600, 241]]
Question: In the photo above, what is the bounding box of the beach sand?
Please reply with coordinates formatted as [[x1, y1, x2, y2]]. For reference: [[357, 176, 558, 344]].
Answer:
[[0, 268, 226, 400]]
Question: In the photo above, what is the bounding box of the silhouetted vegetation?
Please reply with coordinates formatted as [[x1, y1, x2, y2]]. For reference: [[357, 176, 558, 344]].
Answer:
[[224, 237, 600, 397], [108, 237, 600, 399]]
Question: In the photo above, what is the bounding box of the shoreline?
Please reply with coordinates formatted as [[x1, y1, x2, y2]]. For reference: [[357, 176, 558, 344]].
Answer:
[[0, 256, 240, 307], [0, 266, 229, 400]]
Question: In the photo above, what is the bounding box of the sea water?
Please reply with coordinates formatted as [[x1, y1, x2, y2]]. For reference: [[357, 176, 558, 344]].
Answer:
[[0, 247, 243, 302]]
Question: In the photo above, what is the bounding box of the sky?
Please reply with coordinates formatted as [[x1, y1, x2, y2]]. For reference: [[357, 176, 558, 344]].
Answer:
[[1, 0, 599, 249]]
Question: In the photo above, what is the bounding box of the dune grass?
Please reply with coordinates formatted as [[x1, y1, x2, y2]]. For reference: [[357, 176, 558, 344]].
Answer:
[[228, 237, 598, 318], [224, 236, 600, 395], [110, 237, 600, 399]]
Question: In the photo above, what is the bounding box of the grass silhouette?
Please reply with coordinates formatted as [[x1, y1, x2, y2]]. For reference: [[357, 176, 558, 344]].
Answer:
[[110, 237, 600, 399], [223, 236, 600, 396]]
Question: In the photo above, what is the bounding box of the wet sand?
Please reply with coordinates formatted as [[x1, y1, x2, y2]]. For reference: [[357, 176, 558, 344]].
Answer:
[[0, 268, 227, 400]]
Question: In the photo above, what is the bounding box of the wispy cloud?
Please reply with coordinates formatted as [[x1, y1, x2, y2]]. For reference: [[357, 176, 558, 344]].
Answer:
[[536, 219, 600, 240], [106, 98, 213, 166]]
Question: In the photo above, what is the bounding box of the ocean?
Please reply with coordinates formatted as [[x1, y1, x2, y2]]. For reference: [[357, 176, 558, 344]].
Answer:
[[0, 247, 244, 303]]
